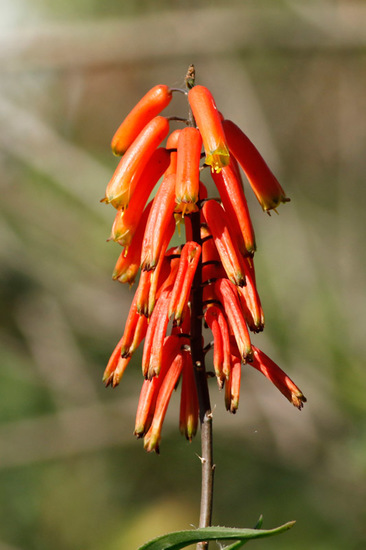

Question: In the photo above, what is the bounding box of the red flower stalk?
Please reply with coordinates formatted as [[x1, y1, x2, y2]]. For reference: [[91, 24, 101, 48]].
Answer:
[[211, 159, 256, 257], [188, 85, 230, 173], [144, 349, 185, 453], [202, 199, 246, 287], [175, 127, 202, 215], [179, 353, 199, 441], [134, 335, 181, 438], [222, 119, 289, 212], [251, 346, 306, 409], [214, 278, 253, 363], [112, 202, 152, 284], [169, 241, 201, 324], [108, 148, 170, 246], [111, 85, 172, 156], [225, 352, 241, 413], [103, 116, 170, 210], [140, 173, 177, 271]]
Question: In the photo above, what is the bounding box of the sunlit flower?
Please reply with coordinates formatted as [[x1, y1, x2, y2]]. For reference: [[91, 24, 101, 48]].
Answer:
[[175, 127, 202, 215], [188, 85, 230, 173], [222, 119, 290, 212], [251, 346, 306, 409], [140, 173, 176, 271], [211, 159, 256, 257], [102, 116, 169, 209], [111, 84, 172, 156], [202, 200, 246, 287], [108, 148, 169, 246]]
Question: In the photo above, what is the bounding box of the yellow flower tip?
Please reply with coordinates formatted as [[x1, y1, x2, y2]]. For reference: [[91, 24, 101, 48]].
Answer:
[[205, 146, 230, 173], [292, 391, 307, 410], [102, 372, 113, 387], [144, 431, 160, 453], [134, 425, 144, 439], [262, 194, 291, 213], [175, 201, 198, 217]]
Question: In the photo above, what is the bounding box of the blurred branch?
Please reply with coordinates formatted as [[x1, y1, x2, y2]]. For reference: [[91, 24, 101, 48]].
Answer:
[[0, 95, 110, 219], [15, 292, 100, 406], [0, 4, 366, 73]]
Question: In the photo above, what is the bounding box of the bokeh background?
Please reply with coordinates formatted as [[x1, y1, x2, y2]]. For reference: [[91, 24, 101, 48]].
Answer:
[[1, 1, 366, 549]]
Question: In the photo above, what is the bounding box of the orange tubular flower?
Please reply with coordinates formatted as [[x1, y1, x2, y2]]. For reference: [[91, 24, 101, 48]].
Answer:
[[111, 356, 132, 388], [251, 346, 306, 409], [238, 257, 265, 333], [225, 352, 242, 413], [204, 305, 231, 387], [102, 336, 132, 387], [214, 278, 253, 363], [175, 127, 202, 215], [211, 160, 256, 257], [111, 85, 172, 156], [144, 350, 185, 453], [134, 335, 180, 438], [120, 293, 148, 357], [222, 119, 289, 212], [179, 353, 199, 441], [202, 200, 246, 287], [188, 85, 230, 173], [168, 241, 201, 324], [112, 202, 152, 285], [108, 148, 170, 246], [102, 335, 124, 386], [141, 174, 177, 271], [136, 221, 175, 316], [102, 116, 170, 209], [141, 288, 172, 379]]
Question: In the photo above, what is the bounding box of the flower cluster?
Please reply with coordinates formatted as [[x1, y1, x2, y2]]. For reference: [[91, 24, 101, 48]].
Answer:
[[102, 78, 305, 453]]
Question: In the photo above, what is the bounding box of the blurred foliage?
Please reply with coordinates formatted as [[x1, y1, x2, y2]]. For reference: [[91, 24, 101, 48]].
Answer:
[[1, 1, 366, 549]]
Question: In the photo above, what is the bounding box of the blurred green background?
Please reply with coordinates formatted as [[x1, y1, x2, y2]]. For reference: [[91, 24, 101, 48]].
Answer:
[[1, 0, 366, 548]]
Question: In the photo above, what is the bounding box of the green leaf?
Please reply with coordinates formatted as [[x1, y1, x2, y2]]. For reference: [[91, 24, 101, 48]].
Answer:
[[201, 516, 265, 550], [138, 521, 295, 550]]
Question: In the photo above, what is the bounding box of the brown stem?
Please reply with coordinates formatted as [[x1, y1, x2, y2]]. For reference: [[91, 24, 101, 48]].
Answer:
[[190, 209, 214, 550]]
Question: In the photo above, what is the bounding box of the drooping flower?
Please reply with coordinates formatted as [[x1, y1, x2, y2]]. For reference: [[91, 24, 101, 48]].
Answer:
[[175, 127, 202, 215], [211, 159, 256, 257], [111, 84, 172, 156], [102, 116, 170, 209], [214, 278, 253, 363], [222, 119, 290, 212], [188, 85, 230, 173], [168, 241, 201, 324], [250, 346, 306, 409], [108, 148, 170, 246], [202, 200, 247, 287]]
